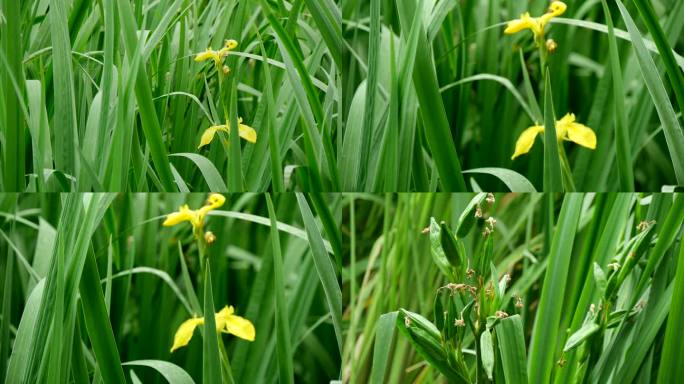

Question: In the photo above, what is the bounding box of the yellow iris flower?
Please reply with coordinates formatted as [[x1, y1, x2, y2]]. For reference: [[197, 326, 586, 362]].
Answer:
[[198, 118, 257, 149], [195, 39, 238, 68], [504, 1, 567, 39], [163, 193, 226, 231], [170, 305, 255, 352], [511, 113, 597, 159]]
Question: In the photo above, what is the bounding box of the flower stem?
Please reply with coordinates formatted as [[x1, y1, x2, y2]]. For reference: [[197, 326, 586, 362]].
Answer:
[[558, 144, 577, 191]]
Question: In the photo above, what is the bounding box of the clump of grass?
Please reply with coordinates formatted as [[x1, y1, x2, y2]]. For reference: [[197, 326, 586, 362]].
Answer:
[[344, 192, 684, 382], [343, 0, 684, 191], [3, 0, 683, 192], [0, 193, 342, 383], [1, 0, 341, 192]]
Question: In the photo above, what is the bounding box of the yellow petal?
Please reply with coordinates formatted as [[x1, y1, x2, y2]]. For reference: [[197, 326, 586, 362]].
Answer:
[[512, 125, 545, 160], [207, 193, 226, 209], [504, 13, 533, 34], [214, 305, 234, 332], [237, 122, 257, 143], [214, 307, 229, 332], [216, 305, 234, 318], [224, 39, 238, 50], [218, 39, 239, 58], [504, 13, 542, 36], [198, 126, 229, 149], [163, 205, 196, 226], [565, 122, 597, 150], [539, 1, 567, 28], [557, 112, 575, 125], [195, 49, 220, 63], [222, 312, 255, 342], [197, 193, 226, 221], [198, 120, 256, 148], [549, 1, 567, 17], [170, 317, 204, 352]]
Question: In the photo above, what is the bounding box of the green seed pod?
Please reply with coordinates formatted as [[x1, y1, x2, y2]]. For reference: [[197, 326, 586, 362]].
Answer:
[[456, 193, 487, 238], [406, 326, 445, 362], [429, 218, 454, 278], [398, 310, 467, 382], [440, 222, 465, 272]]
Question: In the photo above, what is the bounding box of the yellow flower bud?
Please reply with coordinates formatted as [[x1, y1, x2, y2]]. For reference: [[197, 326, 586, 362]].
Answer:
[[204, 231, 216, 244], [546, 39, 558, 53]]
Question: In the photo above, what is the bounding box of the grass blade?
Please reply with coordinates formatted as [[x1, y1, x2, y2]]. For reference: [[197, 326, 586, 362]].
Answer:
[[495, 315, 528, 384], [657, 225, 684, 383], [122, 360, 195, 384], [528, 193, 584, 383], [302, 0, 342, 69], [542, 70, 562, 192], [369, 312, 398, 384], [169, 153, 228, 191], [116, 0, 176, 190], [601, 0, 634, 191], [356, 0, 381, 189], [265, 194, 295, 384], [295, 193, 342, 352], [5, 279, 45, 383], [256, 33, 284, 192], [631, 193, 684, 304], [79, 251, 127, 384], [631, 0, 684, 121], [49, 0, 79, 179], [396, 0, 466, 191], [202, 262, 222, 384], [1, 0, 24, 190], [260, 0, 338, 190], [462, 168, 537, 192], [0, 227, 13, 382]]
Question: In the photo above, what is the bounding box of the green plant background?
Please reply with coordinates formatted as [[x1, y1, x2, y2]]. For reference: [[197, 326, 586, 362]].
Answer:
[[343, 193, 684, 383], [0, 193, 342, 383], [342, 0, 684, 191]]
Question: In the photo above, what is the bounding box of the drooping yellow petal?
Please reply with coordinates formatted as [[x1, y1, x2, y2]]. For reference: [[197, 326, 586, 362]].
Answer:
[[197, 119, 257, 149], [218, 39, 239, 58], [565, 122, 597, 149], [197, 193, 226, 221], [556, 113, 597, 149], [512, 125, 545, 160], [504, 13, 542, 36], [223, 315, 256, 341], [549, 1, 568, 17], [505, 2, 567, 38], [237, 121, 257, 143], [224, 39, 238, 50], [170, 317, 204, 352], [171, 306, 254, 352], [512, 113, 596, 160], [195, 49, 221, 65], [206, 193, 226, 209], [163, 205, 197, 227], [220, 306, 256, 342], [539, 1, 567, 27], [198, 126, 229, 149]]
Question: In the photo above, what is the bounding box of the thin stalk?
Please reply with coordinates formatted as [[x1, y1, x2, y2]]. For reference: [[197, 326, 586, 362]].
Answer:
[[558, 145, 576, 191]]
